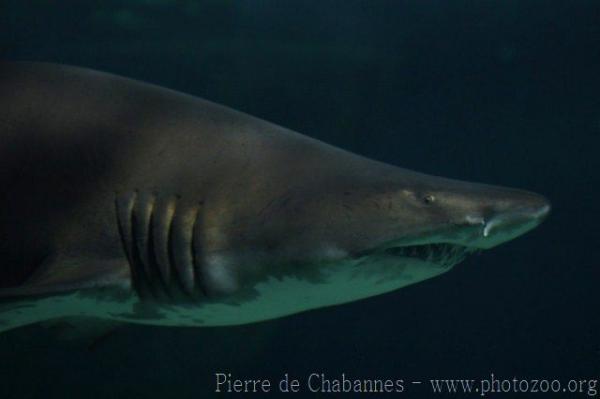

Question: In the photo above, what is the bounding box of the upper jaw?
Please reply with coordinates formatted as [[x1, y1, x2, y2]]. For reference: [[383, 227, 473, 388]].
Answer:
[[381, 243, 474, 268], [354, 237, 477, 269], [350, 195, 550, 263]]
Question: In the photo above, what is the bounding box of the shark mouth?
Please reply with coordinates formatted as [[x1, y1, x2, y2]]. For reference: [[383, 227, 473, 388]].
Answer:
[[380, 243, 474, 268]]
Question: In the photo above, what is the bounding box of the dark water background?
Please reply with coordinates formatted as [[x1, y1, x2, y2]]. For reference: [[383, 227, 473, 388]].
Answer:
[[1, 1, 599, 398]]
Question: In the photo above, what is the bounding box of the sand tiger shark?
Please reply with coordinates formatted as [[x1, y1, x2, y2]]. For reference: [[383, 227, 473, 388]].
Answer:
[[0, 62, 550, 333]]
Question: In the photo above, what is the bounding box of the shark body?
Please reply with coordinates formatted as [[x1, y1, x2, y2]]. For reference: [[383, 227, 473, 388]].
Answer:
[[0, 62, 549, 332]]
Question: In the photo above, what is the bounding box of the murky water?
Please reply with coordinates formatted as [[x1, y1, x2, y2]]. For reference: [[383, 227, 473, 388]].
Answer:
[[0, 1, 599, 398]]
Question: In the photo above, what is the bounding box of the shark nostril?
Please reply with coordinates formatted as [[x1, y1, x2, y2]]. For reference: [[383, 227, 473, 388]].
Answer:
[[533, 204, 551, 220], [479, 200, 550, 242], [465, 215, 485, 226]]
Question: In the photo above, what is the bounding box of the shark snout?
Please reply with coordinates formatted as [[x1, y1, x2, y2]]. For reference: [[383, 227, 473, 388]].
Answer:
[[475, 192, 550, 249]]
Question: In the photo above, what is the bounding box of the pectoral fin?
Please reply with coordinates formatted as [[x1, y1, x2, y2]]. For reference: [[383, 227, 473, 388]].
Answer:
[[41, 317, 123, 350], [0, 256, 130, 298]]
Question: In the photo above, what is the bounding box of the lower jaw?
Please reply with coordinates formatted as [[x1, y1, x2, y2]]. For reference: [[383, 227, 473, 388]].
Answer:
[[380, 243, 473, 268]]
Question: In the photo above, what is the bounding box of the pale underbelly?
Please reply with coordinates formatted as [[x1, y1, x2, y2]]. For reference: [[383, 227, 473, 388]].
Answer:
[[106, 256, 451, 327], [0, 257, 451, 331]]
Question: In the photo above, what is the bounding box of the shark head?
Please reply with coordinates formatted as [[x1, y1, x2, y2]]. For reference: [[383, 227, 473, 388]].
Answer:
[[355, 176, 549, 276], [297, 170, 549, 268], [200, 163, 550, 323]]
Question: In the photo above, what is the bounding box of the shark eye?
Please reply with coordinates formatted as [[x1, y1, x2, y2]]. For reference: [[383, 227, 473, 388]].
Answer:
[[422, 194, 436, 204]]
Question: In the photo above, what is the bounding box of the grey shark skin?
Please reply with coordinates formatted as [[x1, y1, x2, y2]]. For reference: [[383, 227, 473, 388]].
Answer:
[[0, 62, 550, 332]]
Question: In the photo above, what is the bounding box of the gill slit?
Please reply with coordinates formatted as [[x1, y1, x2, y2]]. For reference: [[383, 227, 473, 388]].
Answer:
[[116, 191, 205, 301]]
